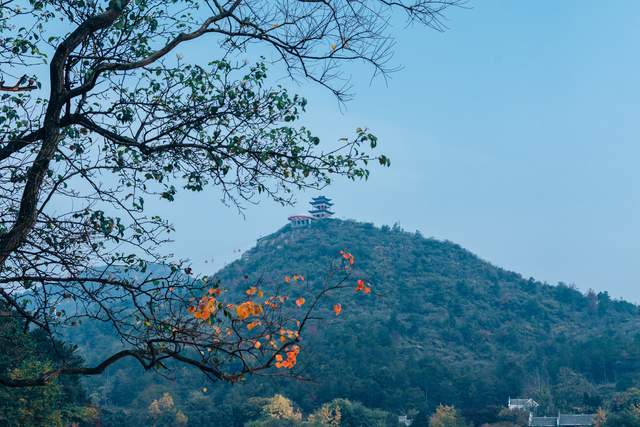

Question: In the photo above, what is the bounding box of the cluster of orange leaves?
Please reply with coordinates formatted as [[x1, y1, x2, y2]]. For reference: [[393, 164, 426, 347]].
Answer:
[[264, 294, 288, 309], [247, 320, 261, 330], [185, 250, 371, 371], [355, 279, 371, 294], [340, 250, 355, 266], [245, 286, 264, 297], [187, 288, 222, 320], [235, 300, 263, 320], [275, 345, 300, 369], [254, 328, 299, 352], [284, 274, 305, 284]]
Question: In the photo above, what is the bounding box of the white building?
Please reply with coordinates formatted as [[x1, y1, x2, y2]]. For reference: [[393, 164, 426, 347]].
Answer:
[[287, 215, 314, 226], [508, 398, 540, 412]]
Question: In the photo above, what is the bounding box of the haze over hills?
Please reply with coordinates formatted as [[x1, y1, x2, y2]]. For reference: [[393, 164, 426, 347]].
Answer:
[[68, 219, 640, 426]]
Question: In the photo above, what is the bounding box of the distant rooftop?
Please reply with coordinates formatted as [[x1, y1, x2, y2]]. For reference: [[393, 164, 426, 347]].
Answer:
[[510, 398, 539, 407], [558, 414, 595, 426], [287, 215, 314, 221], [509, 398, 539, 410], [529, 417, 558, 426], [528, 413, 595, 426]]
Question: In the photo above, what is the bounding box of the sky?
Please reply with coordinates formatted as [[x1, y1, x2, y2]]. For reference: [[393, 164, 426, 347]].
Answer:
[[155, 1, 640, 302]]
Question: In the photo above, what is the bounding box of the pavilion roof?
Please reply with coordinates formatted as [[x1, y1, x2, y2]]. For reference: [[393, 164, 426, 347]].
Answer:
[[310, 196, 333, 205], [309, 209, 334, 215]]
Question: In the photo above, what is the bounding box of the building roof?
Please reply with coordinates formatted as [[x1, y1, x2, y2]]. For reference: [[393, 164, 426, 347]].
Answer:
[[528, 414, 596, 426], [288, 215, 314, 221], [308, 209, 334, 215], [530, 417, 558, 426], [310, 196, 333, 205], [558, 414, 595, 426], [510, 398, 539, 406]]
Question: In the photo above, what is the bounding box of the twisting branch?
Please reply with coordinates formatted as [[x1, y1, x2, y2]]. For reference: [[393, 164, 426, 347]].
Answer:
[[0, 251, 368, 388], [0, 350, 147, 388], [0, 78, 37, 93]]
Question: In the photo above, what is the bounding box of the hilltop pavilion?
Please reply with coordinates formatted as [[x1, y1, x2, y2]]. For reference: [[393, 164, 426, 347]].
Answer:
[[308, 196, 334, 219], [288, 196, 334, 226]]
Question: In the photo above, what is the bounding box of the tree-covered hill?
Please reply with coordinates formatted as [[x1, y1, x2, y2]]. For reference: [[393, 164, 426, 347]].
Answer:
[[213, 220, 640, 417], [66, 219, 640, 425]]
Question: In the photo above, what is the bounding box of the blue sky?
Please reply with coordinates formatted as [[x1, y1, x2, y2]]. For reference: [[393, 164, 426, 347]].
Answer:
[[158, 1, 640, 301]]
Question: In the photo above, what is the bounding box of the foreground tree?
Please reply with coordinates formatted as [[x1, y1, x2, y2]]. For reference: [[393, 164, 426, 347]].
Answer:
[[0, 0, 460, 386]]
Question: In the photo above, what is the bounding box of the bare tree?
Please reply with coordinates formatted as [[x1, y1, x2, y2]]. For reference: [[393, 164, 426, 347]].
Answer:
[[0, 0, 460, 386]]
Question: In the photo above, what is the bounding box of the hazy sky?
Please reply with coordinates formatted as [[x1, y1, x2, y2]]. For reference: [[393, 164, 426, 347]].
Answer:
[[155, 1, 640, 302]]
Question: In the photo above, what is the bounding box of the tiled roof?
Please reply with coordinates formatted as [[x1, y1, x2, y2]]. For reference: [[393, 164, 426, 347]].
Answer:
[[528, 414, 595, 426], [308, 209, 334, 215], [511, 398, 538, 406], [558, 414, 595, 425], [530, 417, 558, 426], [310, 196, 333, 205], [288, 215, 314, 221]]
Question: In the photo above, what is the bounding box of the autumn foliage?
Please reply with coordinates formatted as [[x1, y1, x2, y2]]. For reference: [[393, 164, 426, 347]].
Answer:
[[184, 250, 370, 374]]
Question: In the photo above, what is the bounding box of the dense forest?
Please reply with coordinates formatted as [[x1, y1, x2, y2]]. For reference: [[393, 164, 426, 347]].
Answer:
[[3, 219, 640, 426]]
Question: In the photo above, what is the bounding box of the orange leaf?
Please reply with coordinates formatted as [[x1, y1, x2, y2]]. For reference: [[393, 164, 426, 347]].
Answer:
[[236, 304, 250, 320], [295, 297, 305, 307], [247, 320, 261, 330], [333, 303, 342, 316]]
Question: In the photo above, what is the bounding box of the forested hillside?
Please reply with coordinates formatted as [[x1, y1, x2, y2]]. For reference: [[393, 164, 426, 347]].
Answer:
[[20, 219, 640, 426], [210, 219, 640, 421]]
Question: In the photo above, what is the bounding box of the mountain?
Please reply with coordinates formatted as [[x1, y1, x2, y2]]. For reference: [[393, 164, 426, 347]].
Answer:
[[69, 219, 640, 426]]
